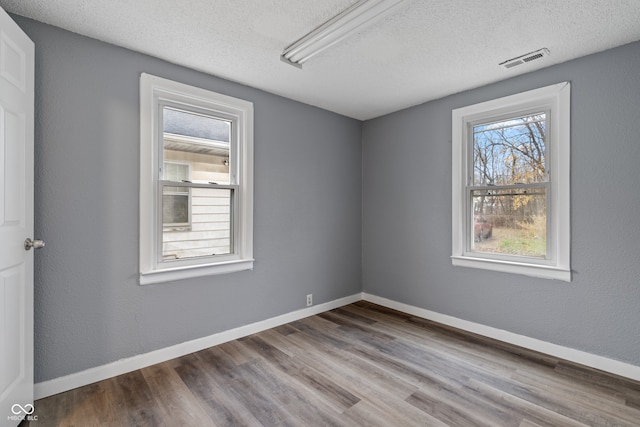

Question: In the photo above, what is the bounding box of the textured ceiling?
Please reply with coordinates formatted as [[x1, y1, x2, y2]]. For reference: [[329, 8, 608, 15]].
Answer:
[[2, 0, 640, 120]]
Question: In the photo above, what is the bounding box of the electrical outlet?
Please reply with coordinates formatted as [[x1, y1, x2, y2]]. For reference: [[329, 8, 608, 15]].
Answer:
[[306, 294, 313, 307]]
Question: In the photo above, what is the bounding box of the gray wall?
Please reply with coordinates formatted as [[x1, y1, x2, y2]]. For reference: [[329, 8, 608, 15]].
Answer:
[[15, 16, 363, 383], [363, 41, 640, 366]]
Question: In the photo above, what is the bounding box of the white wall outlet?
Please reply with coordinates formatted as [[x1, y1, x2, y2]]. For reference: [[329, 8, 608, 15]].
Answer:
[[306, 294, 313, 307]]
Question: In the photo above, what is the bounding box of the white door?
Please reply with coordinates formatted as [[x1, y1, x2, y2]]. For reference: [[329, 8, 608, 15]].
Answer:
[[0, 6, 35, 427]]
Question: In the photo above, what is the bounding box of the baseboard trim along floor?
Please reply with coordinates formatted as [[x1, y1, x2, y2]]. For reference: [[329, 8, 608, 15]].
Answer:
[[35, 292, 640, 399]]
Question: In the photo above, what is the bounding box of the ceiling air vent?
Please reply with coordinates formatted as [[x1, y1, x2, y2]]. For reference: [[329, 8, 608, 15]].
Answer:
[[500, 48, 549, 69]]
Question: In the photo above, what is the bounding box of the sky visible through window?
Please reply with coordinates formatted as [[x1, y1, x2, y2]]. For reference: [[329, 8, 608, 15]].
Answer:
[[163, 107, 231, 143]]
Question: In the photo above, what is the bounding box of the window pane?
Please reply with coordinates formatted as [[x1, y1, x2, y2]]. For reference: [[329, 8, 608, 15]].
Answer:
[[163, 193, 189, 225], [473, 113, 546, 186], [163, 107, 230, 142], [163, 107, 230, 185], [162, 187, 232, 261], [163, 162, 189, 194], [471, 188, 546, 258], [164, 162, 189, 181]]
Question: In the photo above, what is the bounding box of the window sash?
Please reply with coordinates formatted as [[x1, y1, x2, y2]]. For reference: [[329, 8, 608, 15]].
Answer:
[[157, 181, 238, 265], [155, 101, 239, 268], [467, 108, 550, 187], [464, 182, 551, 263], [464, 109, 552, 264], [159, 101, 238, 186]]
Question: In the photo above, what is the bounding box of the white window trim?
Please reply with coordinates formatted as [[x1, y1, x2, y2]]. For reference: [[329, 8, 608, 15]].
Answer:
[[140, 73, 254, 285], [451, 82, 570, 281]]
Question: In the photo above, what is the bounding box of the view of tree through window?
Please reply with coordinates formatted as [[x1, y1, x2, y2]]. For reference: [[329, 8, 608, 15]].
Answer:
[[470, 112, 548, 258]]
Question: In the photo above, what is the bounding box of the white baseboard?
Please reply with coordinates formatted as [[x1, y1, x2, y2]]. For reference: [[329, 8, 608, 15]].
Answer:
[[34, 293, 363, 399], [36, 291, 640, 399], [362, 293, 640, 382]]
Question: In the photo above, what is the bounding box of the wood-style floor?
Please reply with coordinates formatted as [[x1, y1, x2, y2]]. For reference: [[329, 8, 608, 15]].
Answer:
[[23, 301, 640, 426]]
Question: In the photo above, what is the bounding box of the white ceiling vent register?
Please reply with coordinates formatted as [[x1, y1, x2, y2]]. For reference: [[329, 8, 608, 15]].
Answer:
[[499, 48, 550, 69], [281, 0, 412, 68]]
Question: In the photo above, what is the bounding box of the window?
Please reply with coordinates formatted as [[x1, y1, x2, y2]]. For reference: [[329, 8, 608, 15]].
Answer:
[[140, 74, 254, 284], [451, 82, 570, 281]]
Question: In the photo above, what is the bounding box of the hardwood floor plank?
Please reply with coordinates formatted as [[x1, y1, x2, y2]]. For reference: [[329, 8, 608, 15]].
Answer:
[[406, 315, 559, 369], [466, 378, 592, 427], [336, 304, 556, 382], [627, 390, 640, 410], [519, 420, 546, 427], [194, 348, 300, 426], [256, 329, 365, 414], [283, 322, 421, 399], [235, 356, 346, 426], [512, 368, 629, 413], [407, 388, 504, 427], [466, 368, 638, 427], [171, 354, 262, 427], [112, 370, 163, 427], [140, 363, 215, 426], [329, 306, 378, 325], [342, 400, 410, 427], [353, 300, 414, 320], [474, 378, 586, 427], [272, 323, 299, 336], [216, 339, 261, 366], [28, 302, 640, 426], [554, 360, 640, 394], [241, 335, 361, 411], [27, 386, 75, 427], [282, 326, 443, 427], [343, 397, 449, 427]]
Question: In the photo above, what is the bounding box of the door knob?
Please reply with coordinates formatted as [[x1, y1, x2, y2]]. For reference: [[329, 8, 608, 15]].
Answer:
[[24, 238, 45, 251]]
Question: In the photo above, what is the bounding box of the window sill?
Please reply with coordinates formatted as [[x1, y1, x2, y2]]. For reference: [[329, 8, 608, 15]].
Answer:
[[139, 258, 254, 285], [451, 255, 571, 282]]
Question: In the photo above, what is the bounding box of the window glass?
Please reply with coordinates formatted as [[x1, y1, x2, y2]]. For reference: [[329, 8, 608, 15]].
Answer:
[[162, 163, 190, 226], [162, 187, 232, 260], [472, 113, 546, 186], [162, 193, 189, 225], [163, 107, 231, 185], [160, 107, 233, 261], [470, 113, 548, 258], [471, 187, 546, 258], [163, 107, 230, 142]]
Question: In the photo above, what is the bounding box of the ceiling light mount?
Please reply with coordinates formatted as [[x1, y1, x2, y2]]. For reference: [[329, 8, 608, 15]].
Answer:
[[281, 0, 412, 68]]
